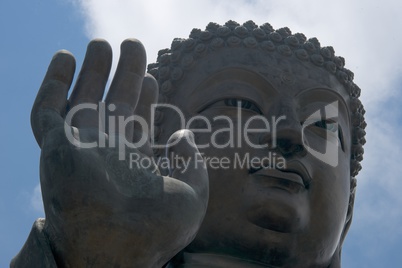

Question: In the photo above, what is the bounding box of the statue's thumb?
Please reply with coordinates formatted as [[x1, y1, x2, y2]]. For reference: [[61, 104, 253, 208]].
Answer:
[[166, 130, 209, 202]]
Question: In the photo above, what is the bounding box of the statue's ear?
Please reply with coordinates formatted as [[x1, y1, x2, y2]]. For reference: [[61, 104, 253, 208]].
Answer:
[[340, 177, 357, 246], [328, 177, 357, 268]]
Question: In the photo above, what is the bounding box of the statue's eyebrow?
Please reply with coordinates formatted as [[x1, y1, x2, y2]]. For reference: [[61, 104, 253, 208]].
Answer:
[[295, 87, 351, 125]]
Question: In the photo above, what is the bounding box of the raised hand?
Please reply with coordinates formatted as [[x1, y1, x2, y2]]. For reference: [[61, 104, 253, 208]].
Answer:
[[30, 39, 209, 267]]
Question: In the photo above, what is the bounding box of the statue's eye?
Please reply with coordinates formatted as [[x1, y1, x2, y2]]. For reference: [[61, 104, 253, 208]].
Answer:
[[314, 120, 338, 133], [224, 98, 262, 114], [313, 119, 345, 151]]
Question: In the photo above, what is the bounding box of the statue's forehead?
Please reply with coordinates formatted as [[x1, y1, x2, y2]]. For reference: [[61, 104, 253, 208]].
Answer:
[[174, 49, 349, 102]]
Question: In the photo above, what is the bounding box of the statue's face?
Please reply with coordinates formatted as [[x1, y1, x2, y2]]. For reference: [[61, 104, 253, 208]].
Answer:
[[161, 50, 353, 267]]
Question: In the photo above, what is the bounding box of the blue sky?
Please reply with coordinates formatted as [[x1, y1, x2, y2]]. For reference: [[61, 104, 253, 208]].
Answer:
[[1, 0, 402, 267]]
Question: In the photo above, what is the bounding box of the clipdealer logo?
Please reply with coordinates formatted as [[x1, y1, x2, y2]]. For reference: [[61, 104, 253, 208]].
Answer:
[[62, 101, 340, 168]]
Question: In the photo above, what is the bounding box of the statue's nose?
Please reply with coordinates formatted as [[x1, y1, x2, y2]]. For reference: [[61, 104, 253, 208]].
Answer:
[[260, 97, 305, 157]]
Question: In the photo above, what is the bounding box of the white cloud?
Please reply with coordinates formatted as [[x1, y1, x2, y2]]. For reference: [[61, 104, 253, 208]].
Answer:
[[72, 0, 402, 104], [70, 0, 402, 265], [30, 184, 44, 214]]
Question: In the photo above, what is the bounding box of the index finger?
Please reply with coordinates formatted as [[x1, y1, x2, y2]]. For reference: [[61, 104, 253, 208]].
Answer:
[[31, 50, 76, 147]]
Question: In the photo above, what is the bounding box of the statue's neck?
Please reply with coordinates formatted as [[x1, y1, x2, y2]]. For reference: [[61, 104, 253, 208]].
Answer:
[[169, 252, 268, 267]]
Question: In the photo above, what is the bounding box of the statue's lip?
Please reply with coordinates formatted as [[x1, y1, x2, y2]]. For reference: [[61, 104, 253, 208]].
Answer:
[[250, 160, 311, 189], [284, 160, 312, 188]]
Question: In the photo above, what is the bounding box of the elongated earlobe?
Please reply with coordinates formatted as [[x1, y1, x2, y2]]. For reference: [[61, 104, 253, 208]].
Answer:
[[329, 177, 356, 267], [341, 177, 357, 245]]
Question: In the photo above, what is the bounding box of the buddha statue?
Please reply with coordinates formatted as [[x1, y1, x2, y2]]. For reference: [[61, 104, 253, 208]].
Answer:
[[11, 20, 366, 267]]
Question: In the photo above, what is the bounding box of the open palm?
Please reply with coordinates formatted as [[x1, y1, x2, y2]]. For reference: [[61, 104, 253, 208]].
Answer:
[[31, 39, 209, 267]]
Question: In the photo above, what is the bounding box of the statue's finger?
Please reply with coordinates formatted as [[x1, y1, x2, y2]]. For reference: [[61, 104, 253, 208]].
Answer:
[[132, 74, 159, 156], [166, 130, 209, 204], [31, 50, 76, 147], [68, 39, 112, 129], [105, 39, 146, 118]]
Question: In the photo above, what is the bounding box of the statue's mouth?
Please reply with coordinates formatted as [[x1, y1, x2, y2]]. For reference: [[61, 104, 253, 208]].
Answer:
[[249, 161, 310, 193], [250, 168, 304, 193]]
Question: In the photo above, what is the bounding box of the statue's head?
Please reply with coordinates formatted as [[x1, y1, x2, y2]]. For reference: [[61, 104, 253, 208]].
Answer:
[[148, 20, 366, 267]]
